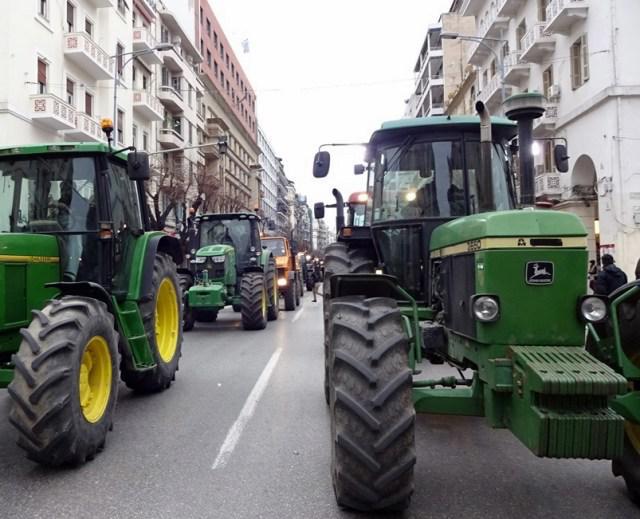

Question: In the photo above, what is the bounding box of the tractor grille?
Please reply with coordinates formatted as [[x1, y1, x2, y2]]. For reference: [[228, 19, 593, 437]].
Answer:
[[197, 258, 225, 280]]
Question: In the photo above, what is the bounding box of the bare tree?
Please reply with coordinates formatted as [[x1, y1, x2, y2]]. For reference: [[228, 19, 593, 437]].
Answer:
[[147, 155, 194, 230]]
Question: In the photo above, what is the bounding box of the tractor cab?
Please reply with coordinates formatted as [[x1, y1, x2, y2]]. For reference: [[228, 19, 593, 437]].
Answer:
[[346, 191, 369, 227]]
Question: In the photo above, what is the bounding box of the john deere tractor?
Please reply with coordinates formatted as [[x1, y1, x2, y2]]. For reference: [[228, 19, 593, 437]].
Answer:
[[0, 140, 183, 466], [181, 213, 278, 331], [316, 94, 640, 511]]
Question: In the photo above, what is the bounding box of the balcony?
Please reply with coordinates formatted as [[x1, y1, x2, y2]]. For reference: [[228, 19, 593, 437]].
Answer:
[[477, 75, 511, 110], [132, 27, 162, 66], [136, 0, 157, 19], [30, 94, 76, 131], [520, 23, 555, 63], [535, 172, 563, 198], [85, 0, 114, 7], [62, 113, 106, 143], [63, 32, 113, 80], [158, 128, 184, 148], [460, 0, 484, 16], [159, 46, 185, 74], [132, 90, 163, 121], [503, 51, 530, 85], [496, 0, 527, 17], [545, 0, 588, 35], [533, 104, 559, 136], [158, 85, 184, 113]]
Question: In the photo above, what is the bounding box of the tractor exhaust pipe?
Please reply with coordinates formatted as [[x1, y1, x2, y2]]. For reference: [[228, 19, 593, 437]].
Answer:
[[476, 101, 494, 211], [503, 93, 546, 207], [332, 188, 345, 230]]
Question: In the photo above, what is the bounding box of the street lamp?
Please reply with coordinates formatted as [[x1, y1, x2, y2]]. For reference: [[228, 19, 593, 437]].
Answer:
[[441, 32, 508, 112], [112, 43, 174, 145]]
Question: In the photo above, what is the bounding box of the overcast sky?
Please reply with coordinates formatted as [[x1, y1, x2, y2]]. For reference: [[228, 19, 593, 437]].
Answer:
[[211, 0, 452, 222]]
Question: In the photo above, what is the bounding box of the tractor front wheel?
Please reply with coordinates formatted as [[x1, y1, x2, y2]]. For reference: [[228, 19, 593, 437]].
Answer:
[[613, 423, 640, 502], [328, 296, 415, 512], [8, 297, 119, 466], [179, 273, 195, 332], [284, 284, 296, 311], [121, 253, 183, 393], [241, 272, 268, 330]]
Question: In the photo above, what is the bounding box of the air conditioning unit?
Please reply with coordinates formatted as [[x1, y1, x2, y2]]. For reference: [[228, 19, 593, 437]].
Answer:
[[547, 84, 560, 100]]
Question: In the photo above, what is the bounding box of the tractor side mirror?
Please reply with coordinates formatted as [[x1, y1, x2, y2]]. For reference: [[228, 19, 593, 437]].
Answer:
[[313, 151, 330, 178], [554, 144, 569, 173], [354, 164, 365, 175], [127, 151, 150, 181], [314, 202, 325, 219]]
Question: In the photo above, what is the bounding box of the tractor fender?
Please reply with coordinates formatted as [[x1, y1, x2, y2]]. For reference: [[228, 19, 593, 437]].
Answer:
[[328, 273, 402, 301], [130, 232, 183, 302], [46, 281, 115, 314]]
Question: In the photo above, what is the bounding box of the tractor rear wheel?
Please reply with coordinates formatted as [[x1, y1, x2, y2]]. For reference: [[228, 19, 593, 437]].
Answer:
[[8, 297, 119, 466], [284, 284, 296, 311], [266, 260, 279, 321], [613, 423, 640, 502], [241, 272, 268, 330], [179, 273, 195, 332], [121, 253, 182, 393], [328, 296, 415, 512]]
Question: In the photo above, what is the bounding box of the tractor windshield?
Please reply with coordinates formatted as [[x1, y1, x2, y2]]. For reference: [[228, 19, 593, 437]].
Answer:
[[263, 238, 287, 257], [373, 138, 513, 222], [0, 156, 97, 233], [198, 217, 260, 269], [351, 203, 367, 227]]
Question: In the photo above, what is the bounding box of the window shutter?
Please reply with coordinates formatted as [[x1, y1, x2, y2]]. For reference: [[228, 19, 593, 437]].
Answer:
[[38, 59, 47, 84], [85, 93, 92, 116], [582, 35, 590, 82], [570, 42, 580, 89], [67, 2, 74, 29]]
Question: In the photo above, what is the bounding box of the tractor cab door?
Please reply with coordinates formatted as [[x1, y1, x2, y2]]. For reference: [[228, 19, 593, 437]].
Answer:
[[106, 158, 144, 297]]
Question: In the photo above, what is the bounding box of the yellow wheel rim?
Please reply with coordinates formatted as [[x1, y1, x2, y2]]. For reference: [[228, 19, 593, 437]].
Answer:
[[273, 277, 278, 307], [79, 336, 112, 423], [262, 287, 268, 320], [156, 278, 179, 363]]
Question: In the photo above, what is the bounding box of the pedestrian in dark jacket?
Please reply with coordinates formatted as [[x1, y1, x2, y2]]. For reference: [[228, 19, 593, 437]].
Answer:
[[593, 254, 628, 295]]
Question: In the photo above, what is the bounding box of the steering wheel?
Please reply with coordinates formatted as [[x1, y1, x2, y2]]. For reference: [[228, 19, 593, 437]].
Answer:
[[48, 202, 78, 230]]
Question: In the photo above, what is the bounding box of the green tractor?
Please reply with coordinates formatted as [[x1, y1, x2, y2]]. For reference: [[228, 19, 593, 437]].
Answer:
[[181, 213, 278, 331], [0, 141, 184, 466], [316, 95, 640, 511]]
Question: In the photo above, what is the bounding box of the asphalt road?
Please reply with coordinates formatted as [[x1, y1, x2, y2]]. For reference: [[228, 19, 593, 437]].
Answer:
[[0, 293, 638, 519]]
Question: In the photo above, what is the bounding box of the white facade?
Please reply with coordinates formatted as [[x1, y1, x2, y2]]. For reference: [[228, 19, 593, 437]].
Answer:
[[453, 0, 640, 275], [406, 24, 445, 117], [257, 127, 280, 227]]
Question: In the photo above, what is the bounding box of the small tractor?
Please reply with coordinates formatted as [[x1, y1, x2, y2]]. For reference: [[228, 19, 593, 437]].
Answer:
[[262, 235, 303, 311], [0, 134, 184, 466], [181, 212, 278, 331], [316, 94, 640, 511]]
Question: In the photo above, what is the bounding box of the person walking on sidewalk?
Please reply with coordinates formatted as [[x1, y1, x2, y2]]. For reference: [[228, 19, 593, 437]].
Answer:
[[312, 260, 323, 302], [593, 254, 628, 295]]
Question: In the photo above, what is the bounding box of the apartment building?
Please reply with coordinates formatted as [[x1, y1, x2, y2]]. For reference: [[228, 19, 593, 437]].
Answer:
[[405, 14, 476, 117], [257, 126, 280, 227], [443, 0, 640, 274], [197, 0, 260, 214]]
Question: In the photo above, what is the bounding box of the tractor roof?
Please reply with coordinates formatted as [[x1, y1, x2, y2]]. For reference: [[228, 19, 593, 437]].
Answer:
[[0, 142, 130, 160], [197, 212, 260, 222], [370, 115, 516, 143]]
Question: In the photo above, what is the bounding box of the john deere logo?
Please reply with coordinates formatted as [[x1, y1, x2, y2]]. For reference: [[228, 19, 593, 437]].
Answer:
[[526, 261, 554, 285]]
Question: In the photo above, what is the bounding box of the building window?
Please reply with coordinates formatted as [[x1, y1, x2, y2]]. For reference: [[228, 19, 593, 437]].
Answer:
[[226, 80, 230, 94], [85, 92, 93, 116], [221, 71, 225, 85], [66, 2, 75, 32], [214, 61, 218, 77], [206, 19, 211, 37], [220, 42, 224, 56], [200, 39, 204, 55], [199, 7, 203, 25], [538, 0, 551, 22], [490, 59, 496, 78], [543, 140, 553, 172], [66, 78, 75, 106], [37, 58, 47, 93], [85, 18, 93, 36], [117, 110, 124, 144], [214, 32, 218, 46], [132, 124, 138, 148], [38, 0, 48, 19], [161, 25, 169, 44], [116, 43, 124, 78], [571, 35, 589, 89], [132, 66, 137, 84], [187, 83, 193, 108], [543, 65, 553, 97], [226, 53, 229, 68], [231, 63, 235, 77], [516, 19, 527, 51], [142, 74, 148, 90], [207, 49, 212, 67], [117, 0, 126, 16], [143, 131, 149, 151]]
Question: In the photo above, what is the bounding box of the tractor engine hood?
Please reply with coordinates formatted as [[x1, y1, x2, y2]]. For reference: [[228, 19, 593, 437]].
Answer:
[[195, 244, 234, 258]]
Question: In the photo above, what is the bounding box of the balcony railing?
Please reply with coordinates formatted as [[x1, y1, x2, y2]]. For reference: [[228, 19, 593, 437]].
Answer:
[[63, 112, 106, 143], [545, 0, 589, 35], [158, 128, 184, 148], [520, 23, 555, 63], [158, 85, 184, 113], [132, 90, 163, 121], [30, 93, 76, 131], [503, 51, 530, 85], [63, 32, 113, 80], [535, 173, 563, 198], [132, 27, 162, 66]]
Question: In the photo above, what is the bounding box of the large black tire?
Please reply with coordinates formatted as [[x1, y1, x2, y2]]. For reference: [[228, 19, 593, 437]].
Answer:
[[298, 276, 304, 299], [121, 253, 183, 393], [328, 296, 415, 512], [179, 273, 195, 332], [8, 297, 119, 466], [323, 241, 375, 309], [266, 260, 279, 322], [613, 425, 640, 502], [294, 278, 301, 307], [241, 272, 268, 330], [284, 285, 296, 311]]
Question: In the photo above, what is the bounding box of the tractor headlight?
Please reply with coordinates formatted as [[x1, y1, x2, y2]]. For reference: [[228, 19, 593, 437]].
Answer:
[[579, 296, 608, 323], [472, 295, 500, 322], [277, 278, 287, 287], [212, 256, 225, 263], [191, 257, 206, 264]]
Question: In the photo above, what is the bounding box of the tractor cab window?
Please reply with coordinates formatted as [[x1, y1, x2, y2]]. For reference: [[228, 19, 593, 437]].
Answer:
[[0, 155, 98, 280], [108, 160, 143, 234], [199, 218, 257, 268], [263, 238, 287, 257], [351, 204, 367, 227]]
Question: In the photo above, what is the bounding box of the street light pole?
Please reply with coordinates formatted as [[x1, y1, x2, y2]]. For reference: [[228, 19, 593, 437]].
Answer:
[[441, 33, 508, 112], [111, 43, 174, 145]]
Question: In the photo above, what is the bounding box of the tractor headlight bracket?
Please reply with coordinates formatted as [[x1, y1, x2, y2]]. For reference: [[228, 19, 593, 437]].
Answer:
[[471, 294, 500, 322], [578, 295, 608, 323]]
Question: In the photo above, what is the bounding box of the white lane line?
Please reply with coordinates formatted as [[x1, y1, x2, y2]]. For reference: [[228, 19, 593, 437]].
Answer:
[[292, 307, 304, 323], [212, 347, 283, 470]]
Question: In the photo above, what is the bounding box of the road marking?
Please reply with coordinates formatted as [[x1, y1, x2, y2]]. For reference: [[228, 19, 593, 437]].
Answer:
[[212, 347, 283, 470], [292, 308, 304, 323]]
